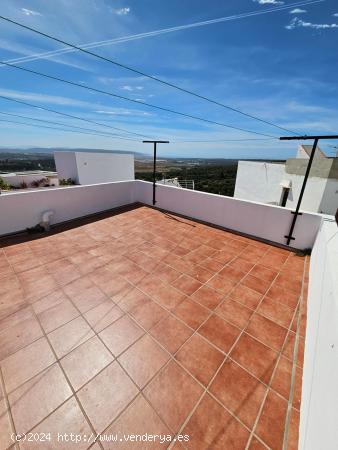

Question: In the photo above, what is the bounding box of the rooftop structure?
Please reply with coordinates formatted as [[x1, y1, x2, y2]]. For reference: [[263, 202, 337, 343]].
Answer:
[[54, 151, 134, 185], [0, 178, 337, 450], [234, 145, 338, 215]]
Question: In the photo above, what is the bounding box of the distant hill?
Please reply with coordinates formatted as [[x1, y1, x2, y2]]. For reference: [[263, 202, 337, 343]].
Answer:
[[0, 146, 147, 157]]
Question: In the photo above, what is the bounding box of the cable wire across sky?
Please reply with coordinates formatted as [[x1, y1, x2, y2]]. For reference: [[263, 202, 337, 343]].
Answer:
[[0, 13, 304, 135], [0, 60, 279, 139]]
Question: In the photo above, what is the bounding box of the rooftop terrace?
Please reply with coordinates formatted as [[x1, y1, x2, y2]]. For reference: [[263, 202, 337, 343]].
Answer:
[[0, 205, 307, 449]]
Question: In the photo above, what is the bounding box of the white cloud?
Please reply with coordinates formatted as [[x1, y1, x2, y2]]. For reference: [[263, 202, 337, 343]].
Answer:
[[121, 85, 143, 91], [114, 7, 130, 15], [286, 17, 338, 30], [290, 8, 307, 14], [253, 0, 284, 5], [333, 13, 338, 17], [21, 8, 42, 16]]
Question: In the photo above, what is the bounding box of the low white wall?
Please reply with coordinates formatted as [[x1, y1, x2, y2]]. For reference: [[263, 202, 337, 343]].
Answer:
[[234, 161, 286, 205], [299, 219, 338, 450], [0, 173, 58, 188], [134, 181, 322, 250], [0, 181, 135, 235], [0, 180, 322, 250]]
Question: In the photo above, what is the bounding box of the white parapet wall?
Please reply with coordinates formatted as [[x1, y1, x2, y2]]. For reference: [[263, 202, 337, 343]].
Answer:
[[134, 180, 322, 250], [299, 218, 338, 450], [0, 181, 136, 236], [0, 180, 322, 250]]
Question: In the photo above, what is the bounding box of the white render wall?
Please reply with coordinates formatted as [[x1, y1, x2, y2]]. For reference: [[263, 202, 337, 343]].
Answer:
[[234, 160, 338, 215], [54, 151, 135, 185], [0, 180, 322, 250], [135, 181, 322, 250], [234, 161, 286, 205], [0, 181, 135, 235], [0, 173, 59, 188], [299, 219, 338, 450]]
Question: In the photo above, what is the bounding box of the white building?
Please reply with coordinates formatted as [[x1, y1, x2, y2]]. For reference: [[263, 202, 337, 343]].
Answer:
[[54, 151, 134, 185], [234, 145, 338, 215]]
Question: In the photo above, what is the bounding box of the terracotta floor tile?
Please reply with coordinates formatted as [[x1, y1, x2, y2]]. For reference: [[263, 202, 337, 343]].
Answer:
[[77, 361, 138, 433], [18, 267, 59, 302], [0, 307, 43, 360], [212, 249, 237, 265], [60, 336, 113, 391], [63, 277, 107, 313], [20, 397, 92, 450], [8, 363, 72, 434], [118, 335, 170, 388], [1, 337, 55, 393], [216, 298, 253, 329], [274, 273, 302, 295], [150, 315, 193, 354], [229, 257, 255, 273], [246, 314, 288, 352], [190, 285, 224, 310], [176, 334, 224, 386], [230, 285, 262, 310], [255, 390, 288, 449], [38, 298, 79, 333], [230, 333, 278, 384], [288, 407, 300, 450], [32, 289, 65, 314], [144, 361, 203, 433], [241, 275, 271, 295], [118, 287, 150, 313], [0, 287, 26, 322], [0, 274, 22, 295], [84, 300, 124, 333], [257, 297, 294, 329], [129, 297, 168, 331], [283, 332, 305, 368], [184, 264, 214, 283], [271, 356, 302, 410], [153, 262, 181, 284], [173, 298, 210, 330], [48, 316, 95, 358], [250, 264, 278, 283], [219, 266, 246, 283], [248, 437, 269, 449], [183, 393, 250, 449], [99, 315, 144, 356], [0, 382, 15, 449], [259, 252, 288, 270], [103, 395, 171, 450], [198, 314, 240, 353], [207, 273, 236, 294], [172, 274, 202, 296], [199, 257, 224, 273], [265, 283, 299, 309], [210, 359, 267, 428], [152, 284, 186, 311]]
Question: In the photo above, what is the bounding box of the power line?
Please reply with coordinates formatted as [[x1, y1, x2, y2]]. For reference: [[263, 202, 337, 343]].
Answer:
[[0, 117, 139, 140], [1, 1, 322, 68], [0, 94, 150, 139], [0, 110, 138, 140], [0, 61, 278, 138], [174, 137, 277, 143], [0, 13, 306, 135]]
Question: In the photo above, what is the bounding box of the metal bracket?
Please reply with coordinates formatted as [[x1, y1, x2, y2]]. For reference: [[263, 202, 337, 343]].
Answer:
[[291, 211, 303, 216]]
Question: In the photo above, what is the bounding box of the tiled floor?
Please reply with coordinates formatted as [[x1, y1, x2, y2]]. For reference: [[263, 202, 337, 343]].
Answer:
[[0, 205, 308, 449]]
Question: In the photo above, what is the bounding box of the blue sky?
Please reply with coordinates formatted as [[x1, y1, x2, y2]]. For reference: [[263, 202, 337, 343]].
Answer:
[[0, 0, 337, 159]]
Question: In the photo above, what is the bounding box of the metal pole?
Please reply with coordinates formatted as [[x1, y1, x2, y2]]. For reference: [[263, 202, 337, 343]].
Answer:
[[142, 140, 169, 206], [152, 142, 157, 205], [284, 138, 318, 245]]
